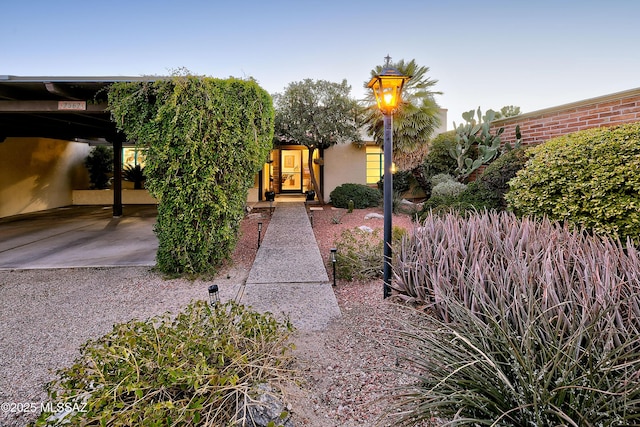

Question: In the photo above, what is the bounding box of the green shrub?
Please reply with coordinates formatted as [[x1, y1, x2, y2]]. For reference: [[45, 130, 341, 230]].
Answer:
[[335, 226, 406, 281], [387, 211, 640, 426], [35, 301, 294, 426], [506, 123, 640, 240], [329, 183, 381, 209], [109, 75, 274, 275], [84, 145, 113, 189], [377, 169, 413, 194], [460, 147, 528, 210], [430, 180, 466, 198], [335, 227, 383, 280], [423, 130, 457, 175], [429, 172, 455, 187]]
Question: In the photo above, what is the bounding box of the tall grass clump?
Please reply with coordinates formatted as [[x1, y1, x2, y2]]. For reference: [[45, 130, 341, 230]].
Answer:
[[35, 301, 295, 427], [386, 211, 640, 426]]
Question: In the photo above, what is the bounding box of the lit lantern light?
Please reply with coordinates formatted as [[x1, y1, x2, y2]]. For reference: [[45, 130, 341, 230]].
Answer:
[[367, 55, 410, 115], [367, 55, 410, 299]]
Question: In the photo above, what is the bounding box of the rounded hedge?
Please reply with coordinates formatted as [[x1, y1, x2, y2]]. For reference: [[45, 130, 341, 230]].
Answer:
[[329, 183, 382, 209], [506, 123, 640, 240]]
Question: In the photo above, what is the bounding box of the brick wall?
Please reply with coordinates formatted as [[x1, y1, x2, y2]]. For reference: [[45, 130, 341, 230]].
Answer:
[[490, 87, 640, 146]]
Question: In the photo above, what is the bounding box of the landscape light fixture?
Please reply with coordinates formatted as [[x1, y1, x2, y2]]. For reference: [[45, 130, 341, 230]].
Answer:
[[208, 284, 220, 306], [258, 222, 263, 249], [330, 248, 337, 287], [367, 55, 410, 299]]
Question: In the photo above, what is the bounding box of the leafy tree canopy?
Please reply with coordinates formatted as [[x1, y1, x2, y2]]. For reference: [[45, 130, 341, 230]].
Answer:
[[273, 79, 361, 203]]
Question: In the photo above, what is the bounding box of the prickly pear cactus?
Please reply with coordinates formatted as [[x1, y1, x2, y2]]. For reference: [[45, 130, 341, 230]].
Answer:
[[449, 107, 504, 181]]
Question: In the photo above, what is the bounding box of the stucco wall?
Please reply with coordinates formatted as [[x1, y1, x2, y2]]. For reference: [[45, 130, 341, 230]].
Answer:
[[0, 137, 90, 218], [491, 88, 640, 146], [323, 143, 367, 202]]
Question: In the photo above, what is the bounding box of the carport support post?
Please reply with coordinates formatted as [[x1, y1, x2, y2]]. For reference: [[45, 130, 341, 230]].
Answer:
[[111, 135, 123, 217]]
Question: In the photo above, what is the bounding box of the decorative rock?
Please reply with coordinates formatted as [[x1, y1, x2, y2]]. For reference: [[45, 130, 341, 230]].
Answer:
[[236, 383, 294, 427], [364, 213, 384, 220], [358, 225, 374, 233]]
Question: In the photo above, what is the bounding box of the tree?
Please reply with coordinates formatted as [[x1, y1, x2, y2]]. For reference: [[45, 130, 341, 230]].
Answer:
[[362, 58, 442, 154], [273, 79, 361, 204]]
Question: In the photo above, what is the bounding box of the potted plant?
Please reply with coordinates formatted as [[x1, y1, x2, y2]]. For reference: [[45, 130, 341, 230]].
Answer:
[[123, 164, 146, 189], [85, 145, 113, 189]]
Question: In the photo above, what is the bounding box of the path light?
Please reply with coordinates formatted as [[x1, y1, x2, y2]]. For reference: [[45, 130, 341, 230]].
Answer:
[[330, 248, 337, 287], [367, 55, 410, 299], [208, 284, 220, 306], [258, 222, 263, 249]]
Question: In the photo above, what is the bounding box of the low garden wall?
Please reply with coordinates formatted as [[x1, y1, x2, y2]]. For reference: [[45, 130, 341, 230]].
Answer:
[[491, 87, 640, 146]]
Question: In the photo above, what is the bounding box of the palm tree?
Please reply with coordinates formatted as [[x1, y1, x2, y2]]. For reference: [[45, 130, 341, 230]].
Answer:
[[363, 58, 442, 154]]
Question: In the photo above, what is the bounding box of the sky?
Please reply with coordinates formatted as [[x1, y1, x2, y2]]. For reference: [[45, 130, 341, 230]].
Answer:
[[2, 0, 639, 129]]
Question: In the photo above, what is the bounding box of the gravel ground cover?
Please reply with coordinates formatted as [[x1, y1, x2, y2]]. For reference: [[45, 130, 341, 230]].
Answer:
[[0, 204, 419, 426]]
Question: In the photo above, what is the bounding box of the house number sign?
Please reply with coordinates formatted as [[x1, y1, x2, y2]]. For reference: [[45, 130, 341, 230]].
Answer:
[[58, 101, 86, 111]]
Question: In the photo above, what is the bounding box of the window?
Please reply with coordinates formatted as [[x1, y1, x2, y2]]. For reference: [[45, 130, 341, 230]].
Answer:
[[366, 146, 383, 184], [122, 147, 147, 168]]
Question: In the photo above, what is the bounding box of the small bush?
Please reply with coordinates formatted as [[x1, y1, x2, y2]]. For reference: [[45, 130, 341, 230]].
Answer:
[[387, 211, 640, 426], [507, 123, 640, 240], [35, 301, 295, 427], [335, 226, 406, 281], [431, 180, 466, 199], [423, 130, 457, 175], [460, 148, 528, 210], [335, 227, 383, 280], [377, 169, 413, 195], [329, 183, 381, 209], [429, 173, 456, 187]]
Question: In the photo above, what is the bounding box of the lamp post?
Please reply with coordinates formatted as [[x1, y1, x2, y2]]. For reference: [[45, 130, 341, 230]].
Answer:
[[258, 222, 263, 249], [367, 55, 410, 299]]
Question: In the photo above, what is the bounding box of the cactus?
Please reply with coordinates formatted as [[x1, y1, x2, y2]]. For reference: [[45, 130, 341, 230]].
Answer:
[[449, 107, 504, 181]]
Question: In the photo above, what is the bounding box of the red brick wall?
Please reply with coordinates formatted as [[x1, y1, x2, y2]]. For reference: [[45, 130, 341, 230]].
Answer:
[[490, 88, 640, 146]]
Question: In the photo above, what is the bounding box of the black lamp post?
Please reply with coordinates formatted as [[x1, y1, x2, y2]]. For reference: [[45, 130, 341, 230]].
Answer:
[[330, 248, 337, 287], [208, 284, 220, 306], [367, 55, 410, 299], [257, 222, 263, 249]]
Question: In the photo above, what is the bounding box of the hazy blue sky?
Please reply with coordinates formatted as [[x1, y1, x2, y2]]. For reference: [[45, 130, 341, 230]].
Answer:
[[2, 0, 639, 128]]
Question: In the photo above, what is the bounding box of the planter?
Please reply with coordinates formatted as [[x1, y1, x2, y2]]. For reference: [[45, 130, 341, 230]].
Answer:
[[305, 190, 316, 201], [265, 190, 276, 202]]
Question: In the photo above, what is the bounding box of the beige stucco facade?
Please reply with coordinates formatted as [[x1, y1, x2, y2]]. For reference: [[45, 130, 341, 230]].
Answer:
[[323, 142, 367, 202], [0, 137, 90, 218]]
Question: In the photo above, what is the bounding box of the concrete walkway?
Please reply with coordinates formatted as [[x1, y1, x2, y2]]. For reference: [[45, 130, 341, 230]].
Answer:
[[240, 203, 341, 331]]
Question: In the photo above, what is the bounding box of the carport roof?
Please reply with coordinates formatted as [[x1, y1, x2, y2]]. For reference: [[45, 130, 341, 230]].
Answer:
[[0, 75, 160, 141]]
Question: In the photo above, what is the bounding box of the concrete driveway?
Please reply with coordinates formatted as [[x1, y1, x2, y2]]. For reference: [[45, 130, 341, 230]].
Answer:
[[0, 205, 157, 269]]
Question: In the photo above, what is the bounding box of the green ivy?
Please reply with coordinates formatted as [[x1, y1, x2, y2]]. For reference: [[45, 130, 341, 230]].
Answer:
[[109, 75, 274, 274], [506, 123, 640, 241]]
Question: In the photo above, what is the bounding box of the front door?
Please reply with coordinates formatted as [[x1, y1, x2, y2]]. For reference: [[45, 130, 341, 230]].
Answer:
[[280, 149, 303, 193]]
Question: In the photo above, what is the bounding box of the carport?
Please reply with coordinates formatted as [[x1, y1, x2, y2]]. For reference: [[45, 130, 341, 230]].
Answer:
[[0, 75, 155, 217]]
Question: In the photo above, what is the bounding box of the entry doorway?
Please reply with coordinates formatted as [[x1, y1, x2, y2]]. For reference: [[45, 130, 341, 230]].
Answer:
[[280, 149, 303, 193]]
